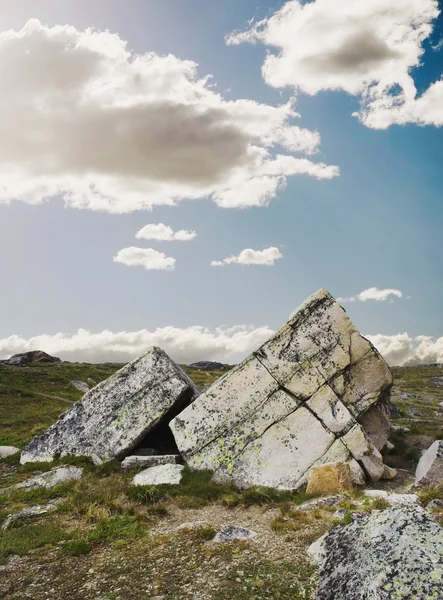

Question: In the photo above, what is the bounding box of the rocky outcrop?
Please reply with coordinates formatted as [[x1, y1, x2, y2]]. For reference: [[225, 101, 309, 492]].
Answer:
[[20, 347, 199, 465], [171, 289, 393, 490], [188, 361, 228, 371], [309, 504, 443, 599], [0, 350, 61, 366], [0, 466, 83, 494], [416, 440, 443, 486]]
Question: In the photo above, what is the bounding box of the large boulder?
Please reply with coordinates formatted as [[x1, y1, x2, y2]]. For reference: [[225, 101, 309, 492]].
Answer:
[[170, 289, 392, 490], [415, 440, 443, 486], [309, 504, 443, 599], [20, 347, 198, 465]]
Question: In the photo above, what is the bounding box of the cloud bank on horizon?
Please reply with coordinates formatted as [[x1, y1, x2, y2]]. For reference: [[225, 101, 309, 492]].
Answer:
[[0, 327, 442, 367], [227, 0, 442, 129], [0, 19, 337, 214]]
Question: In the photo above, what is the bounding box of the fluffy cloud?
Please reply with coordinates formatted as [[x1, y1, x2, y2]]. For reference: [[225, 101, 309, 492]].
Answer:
[[113, 247, 175, 271], [228, 0, 442, 129], [366, 333, 443, 366], [338, 287, 404, 303], [1, 325, 441, 366], [0, 19, 338, 214], [0, 325, 274, 364], [135, 223, 196, 242], [211, 246, 283, 267]]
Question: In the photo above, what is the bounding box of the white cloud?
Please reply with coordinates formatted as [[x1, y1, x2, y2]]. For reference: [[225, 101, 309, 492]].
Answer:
[[228, 0, 443, 129], [338, 287, 404, 303], [135, 223, 196, 242], [211, 246, 283, 267], [0, 325, 274, 364], [366, 333, 443, 366], [1, 324, 441, 367], [113, 247, 175, 271], [0, 19, 338, 214]]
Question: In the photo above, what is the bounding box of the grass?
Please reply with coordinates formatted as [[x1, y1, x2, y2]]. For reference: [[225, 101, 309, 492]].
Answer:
[[0, 519, 68, 562]]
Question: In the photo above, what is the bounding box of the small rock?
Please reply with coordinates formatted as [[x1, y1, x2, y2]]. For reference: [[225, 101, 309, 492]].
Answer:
[[212, 525, 256, 543], [427, 499, 443, 510], [0, 446, 20, 459], [2, 503, 58, 530], [391, 424, 410, 433], [70, 380, 89, 393], [388, 494, 419, 506], [333, 509, 347, 519], [381, 464, 397, 480], [363, 489, 389, 499], [360, 447, 386, 482], [401, 393, 416, 400], [121, 455, 179, 470], [415, 440, 443, 486], [407, 407, 423, 417], [383, 441, 394, 452], [431, 377, 443, 386], [298, 495, 345, 511], [177, 521, 209, 531], [7, 466, 83, 492], [132, 464, 184, 486], [307, 462, 354, 495]]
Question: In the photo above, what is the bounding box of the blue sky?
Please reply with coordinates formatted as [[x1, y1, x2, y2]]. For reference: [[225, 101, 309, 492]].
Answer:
[[0, 0, 442, 365]]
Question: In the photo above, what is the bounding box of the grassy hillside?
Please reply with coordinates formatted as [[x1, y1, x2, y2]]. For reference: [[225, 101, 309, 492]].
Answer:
[[0, 360, 442, 599]]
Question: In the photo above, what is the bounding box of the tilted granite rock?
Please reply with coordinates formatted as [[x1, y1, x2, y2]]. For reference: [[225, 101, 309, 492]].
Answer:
[[20, 347, 199, 465], [415, 440, 443, 486], [170, 289, 393, 490], [309, 504, 443, 599]]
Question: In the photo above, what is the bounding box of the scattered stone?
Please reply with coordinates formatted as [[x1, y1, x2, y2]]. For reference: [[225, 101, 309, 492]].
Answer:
[[307, 462, 353, 495], [360, 446, 385, 482], [388, 494, 419, 506], [427, 499, 443, 510], [121, 455, 179, 469], [347, 458, 366, 486], [177, 521, 209, 531], [171, 289, 393, 489], [132, 464, 184, 486], [407, 407, 424, 417], [1, 466, 83, 494], [383, 440, 394, 452], [0, 446, 20, 459], [381, 464, 397, 480], [401, 393, 416, 400], [431, 377, 443, 386], [309, 505, 443, 599], [2, 502, 58, 530], [188, 361, 227, 371], [363, 489, 389, 499], [0, 350, 61, 366], [391, 424, 410, 433], [212, 525, 256, 543], [20, 347, 199, 465], [388, 402, 402, 418], [332, 509, 347, 519], [70, 380, 89, 394], [298, 495, 345, 511], [415, 440, 443, 486]]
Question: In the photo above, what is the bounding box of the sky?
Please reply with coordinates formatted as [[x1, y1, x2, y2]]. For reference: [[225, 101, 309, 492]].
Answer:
[[0, 0, 442, 366]]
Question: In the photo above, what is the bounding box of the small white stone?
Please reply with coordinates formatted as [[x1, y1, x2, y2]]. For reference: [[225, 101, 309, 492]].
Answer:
[[0, 446, 20, 459], [364, 490, 389, 499], [132, 464, 184, 486]]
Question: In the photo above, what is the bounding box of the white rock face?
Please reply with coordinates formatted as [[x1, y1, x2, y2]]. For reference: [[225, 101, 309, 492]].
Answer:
[[121, 455, 179, 469], [171, 289, 393, 490], [309, 505, 443, 599], [132, 464, 184, 486], [0, 446, 20, 459], [416, 440, 443, 486], [20, 347, 199, 465]]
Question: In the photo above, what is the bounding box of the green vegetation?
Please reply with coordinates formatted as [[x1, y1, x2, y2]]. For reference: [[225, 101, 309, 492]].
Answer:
[[1, 360, 442, 598]]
